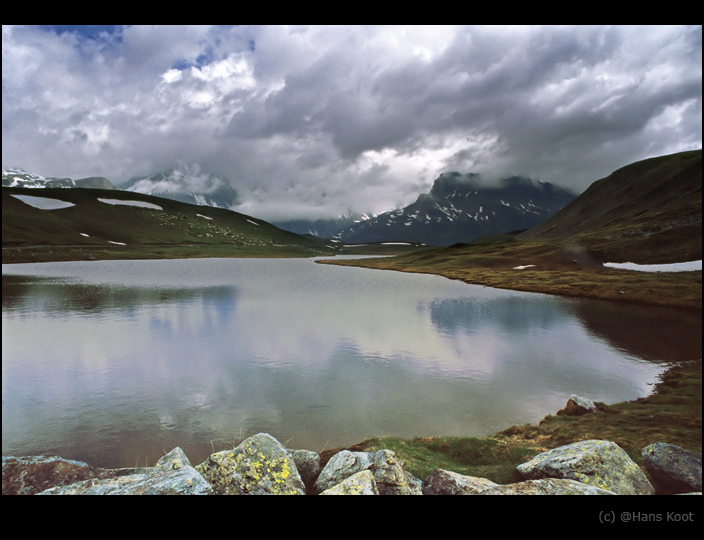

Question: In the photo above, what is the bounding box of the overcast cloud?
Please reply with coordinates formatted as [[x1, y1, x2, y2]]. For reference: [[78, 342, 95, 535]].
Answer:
[[2, 25, 701, 220]]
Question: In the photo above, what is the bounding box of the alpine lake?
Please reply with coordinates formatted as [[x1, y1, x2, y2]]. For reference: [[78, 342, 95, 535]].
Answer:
[[2, 256, 701, 469]]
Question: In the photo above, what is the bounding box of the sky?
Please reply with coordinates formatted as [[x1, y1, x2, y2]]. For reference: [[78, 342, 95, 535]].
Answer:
[[2, 25, 702, 221]]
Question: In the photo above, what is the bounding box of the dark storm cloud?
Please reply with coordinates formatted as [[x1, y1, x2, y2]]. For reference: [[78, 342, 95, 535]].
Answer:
[[2, 25, 701, 220]]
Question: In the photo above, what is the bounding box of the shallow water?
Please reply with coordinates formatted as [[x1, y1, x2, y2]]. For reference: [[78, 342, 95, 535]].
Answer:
[[2, 257, 700, 468]]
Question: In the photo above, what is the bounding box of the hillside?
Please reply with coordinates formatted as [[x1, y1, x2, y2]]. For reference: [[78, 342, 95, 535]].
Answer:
[[318, 150, 702, 310], [517, 149, 702, 264], [2, 187, 335, 263]]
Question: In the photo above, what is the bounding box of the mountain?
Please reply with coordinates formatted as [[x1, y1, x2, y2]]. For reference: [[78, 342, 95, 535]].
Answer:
[[2, 167, 118, 190], [517, 149, 702, 264], [333, 173, 576, 246], [120, 164, 239, 209], [272, 213, 373, 239], [2, 186, 335, 263]]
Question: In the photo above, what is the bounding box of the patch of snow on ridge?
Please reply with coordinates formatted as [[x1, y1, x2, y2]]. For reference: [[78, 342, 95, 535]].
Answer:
[[603, 261, 702, 272], [10, 194, 75, 209], [98, 198, 163, 210]]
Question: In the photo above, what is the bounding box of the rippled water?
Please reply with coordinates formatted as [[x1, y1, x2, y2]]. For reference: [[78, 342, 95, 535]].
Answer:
[[2, 257, 700, 468]]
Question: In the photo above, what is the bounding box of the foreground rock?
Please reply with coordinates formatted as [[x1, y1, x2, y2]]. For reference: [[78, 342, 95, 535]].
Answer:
[[479, 478, 615, 495], [313, 449, 421, 495], [195, 433, 306, 495], [642, 443, 702, 494], [2, 455, 125, 495], [38, 448, 212, 495], [517, 439, 654, 495], [319, 470, 379, 495], [5, 433, 700, 495], [423, 469, 498, 495]]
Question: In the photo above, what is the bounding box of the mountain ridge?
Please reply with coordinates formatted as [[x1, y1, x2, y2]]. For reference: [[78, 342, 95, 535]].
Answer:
[[332, 173, 576, 246]]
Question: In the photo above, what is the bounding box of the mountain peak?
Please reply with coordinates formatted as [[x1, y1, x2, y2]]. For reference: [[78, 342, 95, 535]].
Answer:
[[121, 164, 239, 209], [334, 172, 576, 246]]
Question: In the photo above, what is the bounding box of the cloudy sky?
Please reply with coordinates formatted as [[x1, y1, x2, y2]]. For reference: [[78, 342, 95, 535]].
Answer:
[[2, 25, 701, 220]]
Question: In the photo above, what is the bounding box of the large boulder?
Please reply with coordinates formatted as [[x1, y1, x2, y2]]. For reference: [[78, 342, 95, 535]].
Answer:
[[314, 449, 421, 495], [314, 450, 375, 494], [517, 439, 654, 495], [196, 433, 306, 495], [423, 469, 498, 495], [479, 478, 615, 495], [319, 470, 379, 495], [2, 455, 123, 495], [372, 449, 422, 495], [37, 447, 213, 495], [642, 443, 702, 494]]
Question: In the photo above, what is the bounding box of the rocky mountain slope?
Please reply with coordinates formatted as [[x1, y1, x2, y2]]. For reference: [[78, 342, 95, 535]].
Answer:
[[333, 173, 576, 246]]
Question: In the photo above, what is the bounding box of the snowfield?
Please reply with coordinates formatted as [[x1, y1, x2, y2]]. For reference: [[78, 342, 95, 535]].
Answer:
[[603, 261, 702, 272], [98, 198, 163, 210], [10, 194, 75, 210]]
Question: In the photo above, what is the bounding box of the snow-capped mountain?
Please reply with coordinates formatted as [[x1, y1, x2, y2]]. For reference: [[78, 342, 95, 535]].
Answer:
[[2, 167, 118, 190], [333, 172, 577, 246], [2, 167, 76, 188], [120, 164, 239, 209]]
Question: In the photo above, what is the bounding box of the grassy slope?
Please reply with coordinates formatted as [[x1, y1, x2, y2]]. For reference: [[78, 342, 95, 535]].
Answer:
[[2, 187, 336, 262]]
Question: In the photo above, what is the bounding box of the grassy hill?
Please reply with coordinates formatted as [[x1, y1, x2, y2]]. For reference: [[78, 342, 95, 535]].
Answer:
[[318, 150, 702, 310], [2, 186, 337, 263]]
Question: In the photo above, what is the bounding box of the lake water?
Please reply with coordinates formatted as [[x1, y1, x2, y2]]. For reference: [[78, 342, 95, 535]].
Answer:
[[2, 257, 701, 469]]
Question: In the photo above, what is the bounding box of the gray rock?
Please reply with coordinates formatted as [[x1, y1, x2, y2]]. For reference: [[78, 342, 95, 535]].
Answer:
[[314, 450, 375, 494], [196, 433, 306, 495], [319, 470, 379, 495], [314, 449, 421, 495], [38, 447, 213, 495], [562, 394, 597, 415], [423, 469, 498, 495], [642, 443, 702, 494], [479, 478, 615, 495], [2, 455, 121, 495], [372, 449, 422, 495], [289, 449, 321, 493], [517, 439, 654, 495]]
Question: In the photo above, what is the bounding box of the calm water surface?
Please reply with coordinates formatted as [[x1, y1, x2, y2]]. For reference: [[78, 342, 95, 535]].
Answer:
[[2, 257, 700, 468]]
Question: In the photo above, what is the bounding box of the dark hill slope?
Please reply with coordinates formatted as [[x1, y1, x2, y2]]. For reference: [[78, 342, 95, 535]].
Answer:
[[2, 187, 334, 263], [517, 150, 702, 264]]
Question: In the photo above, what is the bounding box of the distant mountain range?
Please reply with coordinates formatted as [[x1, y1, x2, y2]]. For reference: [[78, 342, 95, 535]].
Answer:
[[330, 173, 576, 246]]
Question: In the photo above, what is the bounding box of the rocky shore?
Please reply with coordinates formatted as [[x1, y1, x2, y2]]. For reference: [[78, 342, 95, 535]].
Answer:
[[3, 428, 701, 495]]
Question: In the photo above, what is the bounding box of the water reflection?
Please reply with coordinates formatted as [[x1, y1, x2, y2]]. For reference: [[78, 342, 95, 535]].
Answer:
[[3, 258, 698, 469]]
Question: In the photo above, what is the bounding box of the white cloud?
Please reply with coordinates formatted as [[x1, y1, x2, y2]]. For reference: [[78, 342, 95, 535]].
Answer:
[[2, 25, 701, 221]]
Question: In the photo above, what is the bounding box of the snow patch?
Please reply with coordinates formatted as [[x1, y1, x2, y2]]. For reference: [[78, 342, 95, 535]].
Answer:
[[10, 194, 75, 210], [603, 260, 702, 273], [98, 198, 163, 210], [246, 219, 260, 226], [197, 214, 214, 220], [513, 265, 536, 270], [108, 241, 127, 245]]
